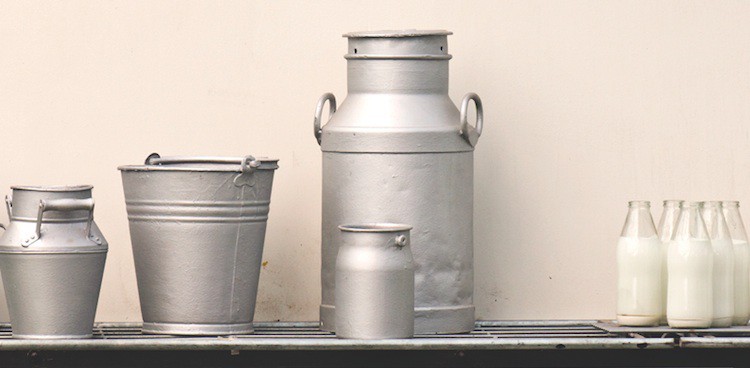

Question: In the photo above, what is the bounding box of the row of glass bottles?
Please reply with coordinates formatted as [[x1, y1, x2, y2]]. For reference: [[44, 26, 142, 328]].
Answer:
[[616, 200, 750, 328]]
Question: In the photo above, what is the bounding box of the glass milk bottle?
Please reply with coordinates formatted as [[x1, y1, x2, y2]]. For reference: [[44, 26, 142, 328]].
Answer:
[[701, 201, 734, 327], [617, 201, 662, 326], [668, 201, 713, 328], [723, 201, 750, 325], [657, 200, 683, 324]]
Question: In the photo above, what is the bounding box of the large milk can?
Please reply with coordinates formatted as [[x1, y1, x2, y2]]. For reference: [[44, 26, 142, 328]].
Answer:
[[335, 223, 415, 339], [0, 185, 108, 339], [315, 30, 483, 334], [119, 154, 278, 335]]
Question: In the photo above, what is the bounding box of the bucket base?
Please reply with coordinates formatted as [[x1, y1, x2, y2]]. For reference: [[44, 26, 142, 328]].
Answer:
[[143, 322, 254, 336], [320, 304, 475, 334]]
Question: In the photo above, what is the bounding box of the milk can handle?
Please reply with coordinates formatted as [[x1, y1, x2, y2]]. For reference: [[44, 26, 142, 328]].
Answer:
[[314, 93, 337, 145], [460, 93, 483, 147], [145, 153, 260, 174], [2, 195, 10, 232], [4, 195, 11, 221], [23, 198, 100, 247]]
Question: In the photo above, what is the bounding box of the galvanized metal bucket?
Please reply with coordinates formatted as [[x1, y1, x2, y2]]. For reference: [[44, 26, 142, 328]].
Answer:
[[118, 154, 278, 335], [315, 30, 482, 333], [0, 185, 108, 339], [335, 223, 414, 339]]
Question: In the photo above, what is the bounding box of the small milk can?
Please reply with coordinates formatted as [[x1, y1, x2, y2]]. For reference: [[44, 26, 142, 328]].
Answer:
[[119, 154, 278, 335], [315, 30, 483, 333], [0, 185, 108, 339], [335, 223, 414, 339]]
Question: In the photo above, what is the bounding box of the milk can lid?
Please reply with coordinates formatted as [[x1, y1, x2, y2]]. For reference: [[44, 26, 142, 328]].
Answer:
[[118, 153, 278, 172], [11, 185, 93, 192], [343, 29, 452, 38]]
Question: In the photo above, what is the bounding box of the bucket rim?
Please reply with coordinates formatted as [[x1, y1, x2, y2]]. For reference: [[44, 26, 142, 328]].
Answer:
[[11, 185, 93, 192], [118, 156, 279, 172], [339, 223, 413, 233]]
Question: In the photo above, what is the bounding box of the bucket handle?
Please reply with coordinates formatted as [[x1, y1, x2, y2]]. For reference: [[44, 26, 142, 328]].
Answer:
[[145, 153, 260, 174], [23, 198, 101, 247], [460, 93, 483, 147], [314, 93, 337, 145]]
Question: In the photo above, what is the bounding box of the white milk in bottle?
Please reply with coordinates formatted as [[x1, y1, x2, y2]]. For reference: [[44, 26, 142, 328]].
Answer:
[[723, 201, 750, 325], [617, 201, 662, 326], [657, 200, 683, 325], [732, 240, 750, 324], [667, 201, 713, 328], [701, 201, 734, 327]]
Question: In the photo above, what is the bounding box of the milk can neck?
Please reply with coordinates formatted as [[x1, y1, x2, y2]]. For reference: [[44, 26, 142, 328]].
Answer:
[[8, 186, 93, 222], [345, 33, 451, 94]]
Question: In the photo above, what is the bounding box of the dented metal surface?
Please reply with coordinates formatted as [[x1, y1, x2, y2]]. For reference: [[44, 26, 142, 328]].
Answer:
[[316, 29, 483, 334], [0, 186, 108, 339], [335, 224, 415, 339], [118, 154, 278, 335]]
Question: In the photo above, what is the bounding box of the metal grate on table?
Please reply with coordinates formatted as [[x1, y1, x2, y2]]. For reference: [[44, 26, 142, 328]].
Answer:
[[595, 320, 750, 348], [0, 320, 674, 351]]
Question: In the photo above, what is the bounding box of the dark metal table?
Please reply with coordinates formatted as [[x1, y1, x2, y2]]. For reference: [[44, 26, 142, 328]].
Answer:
[[0, 320, 748, 367]]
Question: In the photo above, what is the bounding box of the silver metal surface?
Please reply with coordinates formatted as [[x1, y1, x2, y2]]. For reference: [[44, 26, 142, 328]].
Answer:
[[0, 321, 676, 350], [335, 224, 414, 339], [316, 29, 483, 334], [118, 154, 278, 336], [0, 186, 108, 339], [679, 337, 750, 348], [595, 320, 750, 335]]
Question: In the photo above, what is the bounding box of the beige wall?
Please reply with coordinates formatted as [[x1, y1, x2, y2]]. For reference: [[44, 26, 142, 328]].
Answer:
[[0, 1, 748, 322]]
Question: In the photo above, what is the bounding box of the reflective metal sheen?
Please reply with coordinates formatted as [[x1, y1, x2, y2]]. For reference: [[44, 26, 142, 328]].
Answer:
[[335, 224, 414, 339], [0, 185, 108, 339], [315, 29, 483, 334], [119, 154, 278, 335]]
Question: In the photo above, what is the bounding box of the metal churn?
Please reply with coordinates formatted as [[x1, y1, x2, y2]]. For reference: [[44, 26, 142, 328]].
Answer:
[[0, 185, 108, 339], [335, 223, 415, 339], [315, 30, 483, 334]]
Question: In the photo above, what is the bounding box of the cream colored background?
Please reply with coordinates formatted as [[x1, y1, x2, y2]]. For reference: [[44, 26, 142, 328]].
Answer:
[[0, 1, 748, 322]]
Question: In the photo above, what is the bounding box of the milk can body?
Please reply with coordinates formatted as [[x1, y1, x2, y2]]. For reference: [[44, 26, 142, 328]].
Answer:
[[119, 154, 278, 335], [335, 224, 414, 339], [0, 186, 108, 339], [315, 30, 483, 334]]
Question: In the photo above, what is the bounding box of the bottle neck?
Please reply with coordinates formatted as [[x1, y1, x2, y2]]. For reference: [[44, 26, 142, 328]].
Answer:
[[723, 204, 749, 242], [701, 202, 731, 240], [621, 202, 657, 238], [658, 204, 682, 242], [674, 203, 710, 241]]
